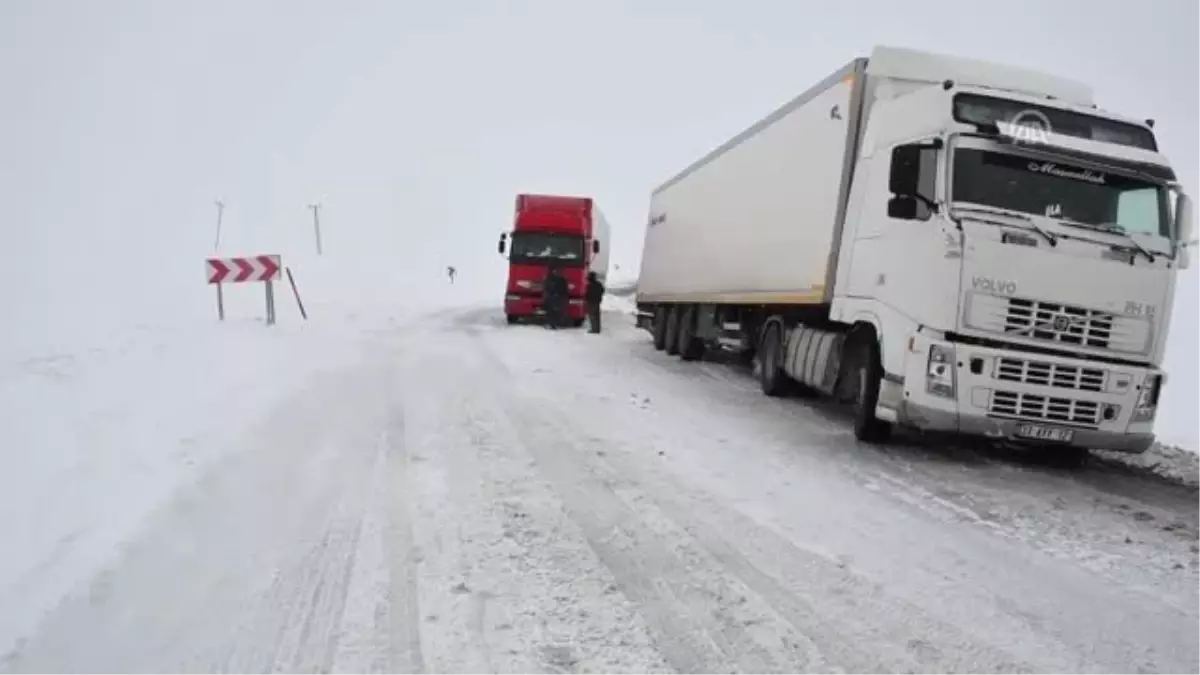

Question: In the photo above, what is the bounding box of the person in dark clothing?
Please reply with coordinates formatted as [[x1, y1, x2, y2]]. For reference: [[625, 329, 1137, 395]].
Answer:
[[585, 271, 605, 334], [542, 264, 569, 329]]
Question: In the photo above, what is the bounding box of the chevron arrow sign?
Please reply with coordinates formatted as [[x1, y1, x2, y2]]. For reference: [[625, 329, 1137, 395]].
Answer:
[[206, 255, 282, 284]]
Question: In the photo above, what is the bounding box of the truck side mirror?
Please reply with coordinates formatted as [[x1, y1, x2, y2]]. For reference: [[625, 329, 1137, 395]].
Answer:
[[498, 233, 507, 255], [593, 240, 600, 254], [888, 195, 919, 220], [1176, 193, 1195, 269], [1175, 192, 1194, 245], [889, 144, 922, 197]]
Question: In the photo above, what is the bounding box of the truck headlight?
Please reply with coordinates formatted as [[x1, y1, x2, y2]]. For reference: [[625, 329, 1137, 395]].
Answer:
[[1132, 373, 1163, 422], [926, 344, 956, 399]]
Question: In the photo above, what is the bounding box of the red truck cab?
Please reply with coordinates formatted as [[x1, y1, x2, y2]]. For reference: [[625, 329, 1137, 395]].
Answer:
[[498, 193, 610, 325]]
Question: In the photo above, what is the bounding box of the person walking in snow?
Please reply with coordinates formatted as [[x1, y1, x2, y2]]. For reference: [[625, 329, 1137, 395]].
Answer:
[[542, 264, 568, 330], [585, 271, 605, 334], [446, 266, 456, 284]]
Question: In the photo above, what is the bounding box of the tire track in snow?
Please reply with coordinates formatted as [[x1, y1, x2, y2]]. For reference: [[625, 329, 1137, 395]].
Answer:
[[461, 326, 819, 673], [327, 407, 423, 674], [496, 383, 1028, 673], [223, 365, 395, 673], [386, 410, 426, 674], [399, 337, 671, 674], [500, 401, 801, 673]]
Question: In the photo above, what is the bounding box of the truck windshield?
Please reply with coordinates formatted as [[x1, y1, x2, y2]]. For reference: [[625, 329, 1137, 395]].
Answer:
[[952, 149, 1168, 238], [508, 233, 586, 266]]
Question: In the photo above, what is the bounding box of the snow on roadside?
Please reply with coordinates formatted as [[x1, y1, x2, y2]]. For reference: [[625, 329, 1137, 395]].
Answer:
[[1093, 443, 1200, 488], [601, 276, 639, 317], [0, 255, 493, 657], [0, 318, 354, 655]]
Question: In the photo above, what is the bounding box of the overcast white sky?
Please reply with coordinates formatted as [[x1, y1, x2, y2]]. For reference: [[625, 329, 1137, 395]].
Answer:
[[1, 0, 1196, 446]]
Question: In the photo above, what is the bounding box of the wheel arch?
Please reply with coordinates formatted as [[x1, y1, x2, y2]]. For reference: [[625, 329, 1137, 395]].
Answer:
[[760, 313, 787, 348]]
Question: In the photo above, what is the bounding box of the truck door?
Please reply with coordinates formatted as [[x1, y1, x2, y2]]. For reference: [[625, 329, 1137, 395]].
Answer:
[[844, 139, 961, 330]]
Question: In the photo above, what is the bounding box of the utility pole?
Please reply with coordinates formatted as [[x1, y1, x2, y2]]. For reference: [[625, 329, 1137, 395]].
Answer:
[[213, 199, 225, 251], [307, 203, 323, 255]]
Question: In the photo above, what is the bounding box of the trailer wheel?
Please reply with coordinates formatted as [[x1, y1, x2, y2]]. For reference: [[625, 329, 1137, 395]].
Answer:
[[851, 339, 892, 443], [678, 306, 705, 361], [664, 306, 682, 356], [758, 325, 790, 397], [652, 307, 669, 351]]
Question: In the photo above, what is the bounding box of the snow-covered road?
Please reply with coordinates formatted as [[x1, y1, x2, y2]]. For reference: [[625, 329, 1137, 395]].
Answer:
[[2, 306, 1197, 673]]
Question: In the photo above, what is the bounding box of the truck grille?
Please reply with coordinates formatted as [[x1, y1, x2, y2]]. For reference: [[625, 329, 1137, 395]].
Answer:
[[995, 357, 1105, 392], [989, 390, 1101, 427], [1003, 298, 1112, 348], [965, 293, 1150, 354]]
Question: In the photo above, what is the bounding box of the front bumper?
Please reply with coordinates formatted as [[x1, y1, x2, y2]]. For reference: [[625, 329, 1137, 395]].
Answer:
[[892, 333, 1158, 454], [504, 294, 586, 319]]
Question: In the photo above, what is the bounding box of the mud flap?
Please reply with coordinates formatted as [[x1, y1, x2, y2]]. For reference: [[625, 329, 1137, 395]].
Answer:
[[875, 374, 904, 423]]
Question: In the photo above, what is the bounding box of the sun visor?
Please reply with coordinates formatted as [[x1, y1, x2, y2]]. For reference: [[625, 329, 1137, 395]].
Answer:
[[993, 124, 1176, 182]]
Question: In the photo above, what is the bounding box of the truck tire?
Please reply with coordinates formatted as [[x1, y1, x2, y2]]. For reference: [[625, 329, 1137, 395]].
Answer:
[[758, 325, 790, 397], [652, 307, 669, 351], [664, 306, 682, 355], [678, 306, 705, 361], [506, 314, 518, 325], [851, 338, 892, 443]]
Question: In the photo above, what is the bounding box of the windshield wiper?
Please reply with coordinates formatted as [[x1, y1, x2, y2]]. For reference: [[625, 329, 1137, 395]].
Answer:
[[952, 204, 1058, 247], [1057, 219, 1156, 263]]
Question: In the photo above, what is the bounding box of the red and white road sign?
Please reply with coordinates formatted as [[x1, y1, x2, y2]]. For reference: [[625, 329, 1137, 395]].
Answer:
[[206, 255, 282, 284]]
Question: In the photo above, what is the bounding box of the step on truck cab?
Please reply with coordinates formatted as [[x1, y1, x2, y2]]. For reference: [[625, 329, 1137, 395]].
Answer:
[[499, 194, 611, 325], [635, 45, 1194, 458]]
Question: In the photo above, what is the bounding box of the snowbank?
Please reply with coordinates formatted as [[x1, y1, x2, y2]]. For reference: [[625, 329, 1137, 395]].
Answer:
[[1093, 443, 1200, 488]]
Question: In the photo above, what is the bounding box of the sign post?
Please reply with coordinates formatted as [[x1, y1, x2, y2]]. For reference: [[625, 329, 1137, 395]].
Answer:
[[265, 280, 276, 325], [205, 254, 283, 324], [286, 266, 308, 320]]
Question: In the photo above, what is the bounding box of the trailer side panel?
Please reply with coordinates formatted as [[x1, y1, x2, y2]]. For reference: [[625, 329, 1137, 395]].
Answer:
[[638, 59, 867, 304]]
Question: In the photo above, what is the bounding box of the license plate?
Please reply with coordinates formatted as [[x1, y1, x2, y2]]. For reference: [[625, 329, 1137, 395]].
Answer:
[[1015, 423, 1075, 443]]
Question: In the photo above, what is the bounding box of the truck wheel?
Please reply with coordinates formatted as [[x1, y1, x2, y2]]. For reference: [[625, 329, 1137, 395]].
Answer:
[[758, 325, 790, 397], [652, 307, 669, 351], [664, 306, 682, 355], [678, 306, 704, 361], [851, 339, 892, 443], [506, 314, 518, 325]]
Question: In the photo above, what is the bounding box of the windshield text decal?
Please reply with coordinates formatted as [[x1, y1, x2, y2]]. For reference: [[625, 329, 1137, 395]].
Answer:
[[1026, 162, 1107, 185]]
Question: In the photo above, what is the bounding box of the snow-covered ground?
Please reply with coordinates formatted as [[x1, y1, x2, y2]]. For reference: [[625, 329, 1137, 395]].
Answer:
[[0, 285, 1196, 672], [0, 253, 481, 663]]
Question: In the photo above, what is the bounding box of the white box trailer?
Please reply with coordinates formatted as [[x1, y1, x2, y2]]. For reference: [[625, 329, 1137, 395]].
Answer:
[[638, 61, 864, 305], [635, 46, 1192, 461]]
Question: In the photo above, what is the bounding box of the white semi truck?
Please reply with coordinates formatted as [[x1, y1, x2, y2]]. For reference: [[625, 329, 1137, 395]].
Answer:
[[635, 46, 1194, 460]]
